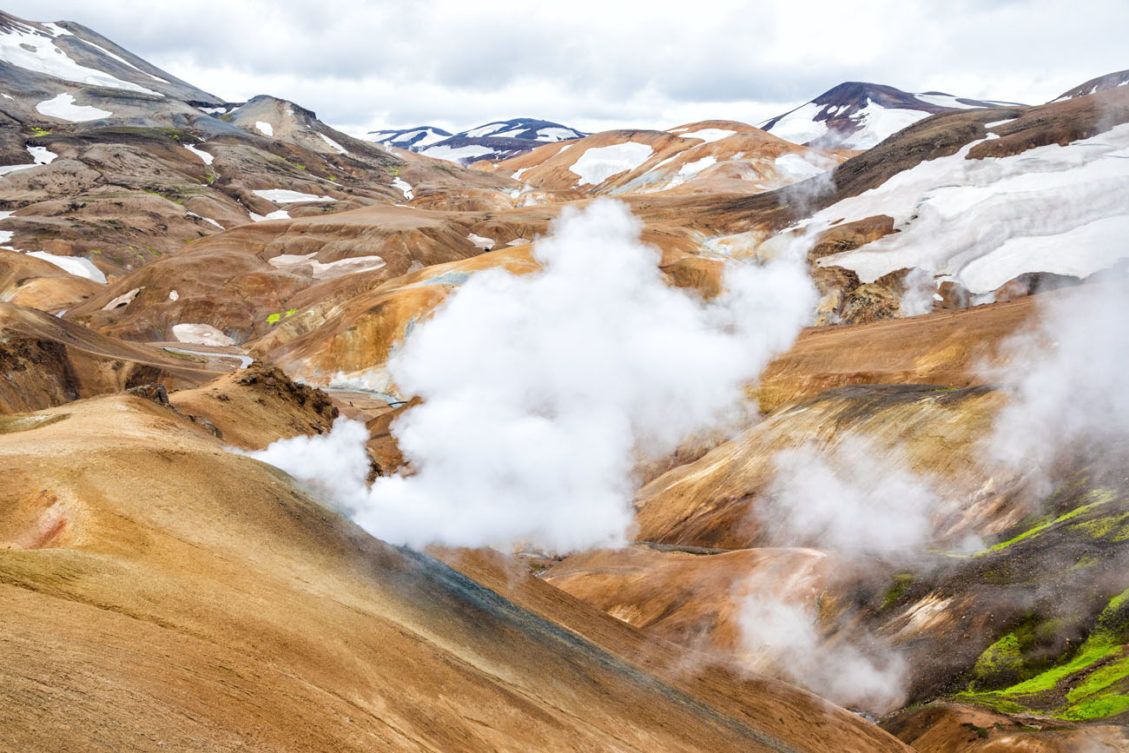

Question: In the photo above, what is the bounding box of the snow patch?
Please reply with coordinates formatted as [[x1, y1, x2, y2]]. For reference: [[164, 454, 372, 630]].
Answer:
[[538, 127, 580, 141], [762, 103, 830, 145], [185, 211, 223, 229], [463, 122, 507, 138], [0, 20, 160, 95], [249, 210, 291, 222], [171, 323, 235, 347], [71, 36, 169, 84], [101, 287, 141, 311], [267, 252, 386, 279], [391, 176, 413, 200], [848, 104, 930, 149], [665, 155, 717, 189], [25, 251, 106, 283], [420, 144, 495, 163], [467, 233, 494, 250], [0, 146, 58, 177], [254, 121, 274, 137], [252, 189, 335, 203], [808, 123, 1129, 294], [774, 152, 832, 180], [317, 132, 348, 154], [569, 142, 654, 186], [35, 93, 111, 122], [182, 143, 213, 165], [913, 93, 982, 110], [676, 128, 736, 143]]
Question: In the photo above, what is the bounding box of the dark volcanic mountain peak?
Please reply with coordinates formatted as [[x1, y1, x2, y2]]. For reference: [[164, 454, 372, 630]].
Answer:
[[1053, 68, 1129, 101], [372, 117, 586, 164], [761, 81, 1022, 149]]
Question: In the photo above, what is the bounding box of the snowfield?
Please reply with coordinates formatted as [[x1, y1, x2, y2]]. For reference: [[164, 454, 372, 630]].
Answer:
[[249, 210, 291, 222], [665, 155, 717, 189], [764, 98, 933, 148], [420, 144, 495, 163], [809, 123, 1129, 294], [847, 104, 930, 149], [913, 93, 981, 109], [464, 123, 509, 138], [569, 143, 654, 186], [0, 19, 160, 95], [675, 128, 737, 143], [537, 127, 581, 141], [254, 121, 274, 137], [36, 93, 112, 122], [761, 103, 829, 144], [26, 251, 106, 283], [774, 152, 832, 180], [171, 323, 235, 347], [252, 189, 335, 203]]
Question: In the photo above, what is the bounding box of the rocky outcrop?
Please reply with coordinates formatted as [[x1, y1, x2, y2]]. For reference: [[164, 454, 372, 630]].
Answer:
[[0, 301, 218, 413]]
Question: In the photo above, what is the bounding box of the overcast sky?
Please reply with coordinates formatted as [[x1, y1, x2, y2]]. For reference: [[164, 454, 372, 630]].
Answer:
[[11, 0, 1128, 136]]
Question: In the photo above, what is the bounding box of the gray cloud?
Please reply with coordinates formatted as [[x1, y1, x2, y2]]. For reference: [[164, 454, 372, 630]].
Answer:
[[9, 0, 1128, 134]]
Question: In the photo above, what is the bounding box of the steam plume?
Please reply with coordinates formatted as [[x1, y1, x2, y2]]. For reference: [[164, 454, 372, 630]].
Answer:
[[983, 280, 1129, 483], [250, 199, 816, 552]]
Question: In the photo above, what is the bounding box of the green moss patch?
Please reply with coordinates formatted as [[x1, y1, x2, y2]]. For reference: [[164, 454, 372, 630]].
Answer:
[[266, 308, 299, 326], [982, 489, 1116, 555], [1062, 694, 1129, 720], [971, 632, 1026, 690], [960, 588, 1129, 721], [881, 573, 914, 610]]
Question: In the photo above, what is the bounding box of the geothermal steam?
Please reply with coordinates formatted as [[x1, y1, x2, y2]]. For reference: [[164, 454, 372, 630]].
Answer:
[[735, 435, 944, 712], [251, 200, 815, 552], [984, 280, 1129, 479], [761, 436, 941, 560]]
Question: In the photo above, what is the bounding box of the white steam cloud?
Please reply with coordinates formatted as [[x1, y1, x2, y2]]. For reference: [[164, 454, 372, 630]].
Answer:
[[734, 435, 945, 712], [984, 281, 1129, 477], [246, 418, 371, 513], [759, 436, 941, 560], [738, 593, 908, 713], [250, 199, 816, 552], [899, 267, 937, 317]]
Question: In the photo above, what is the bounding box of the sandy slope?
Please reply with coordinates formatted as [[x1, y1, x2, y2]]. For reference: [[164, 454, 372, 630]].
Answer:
[[0, 393, 908, 753]]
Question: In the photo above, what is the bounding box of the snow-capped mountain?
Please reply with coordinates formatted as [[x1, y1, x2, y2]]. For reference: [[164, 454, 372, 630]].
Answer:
[[456, 118, 584, 142], [369, 126, 452, 150], [0, 11, 220, 105], [761, 82, 1022, 149], [1053, 68, 1129, 101], [373, 118, 586, 164]]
